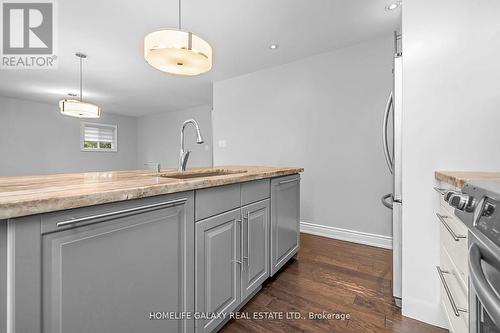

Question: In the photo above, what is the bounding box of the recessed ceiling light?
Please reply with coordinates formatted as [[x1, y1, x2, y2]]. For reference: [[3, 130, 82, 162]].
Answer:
[[385, 2, 400, 11], [269, 44, 279, 50]]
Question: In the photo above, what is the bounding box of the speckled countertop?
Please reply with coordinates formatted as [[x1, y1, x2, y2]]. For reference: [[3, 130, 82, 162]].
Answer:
[[435, 171, 500, 188], [0, 166, 303, 219]]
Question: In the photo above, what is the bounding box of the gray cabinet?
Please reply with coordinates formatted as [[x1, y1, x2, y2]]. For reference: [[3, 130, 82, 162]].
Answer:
[[195, 209, 241, 333], [0, 221, 6, 333], [193, 177, 299, 332], [3, 193, 194, 333], [41, 195, 194, 333], [270, 175, 300, 276], [194, 197, 271, 333], [1, 175, 300, 333], [241, 200, 270, 299]]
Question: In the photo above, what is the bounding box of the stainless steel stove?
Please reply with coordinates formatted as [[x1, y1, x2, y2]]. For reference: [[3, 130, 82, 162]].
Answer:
[[450, 181, 500, 333]]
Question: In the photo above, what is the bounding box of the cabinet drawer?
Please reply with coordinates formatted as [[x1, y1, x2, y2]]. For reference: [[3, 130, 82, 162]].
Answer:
[[195, 184, 241, 221], [41, 192, 192, 234], [241, 179, 270, 206], [439, 246, 468, 333], [437, 210, 468, 289]]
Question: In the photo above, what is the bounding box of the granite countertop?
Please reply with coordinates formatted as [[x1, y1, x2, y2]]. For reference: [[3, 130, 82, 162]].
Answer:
[[435, 171, 500, 188], [0, 166, 303, 220]]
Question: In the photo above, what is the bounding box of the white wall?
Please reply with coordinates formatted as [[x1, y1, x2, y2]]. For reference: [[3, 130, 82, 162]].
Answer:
[[213, 37, 394, 239], [0, 96, 138, 176], [136, 105, 213, 169], [402, 0, 500, 326]]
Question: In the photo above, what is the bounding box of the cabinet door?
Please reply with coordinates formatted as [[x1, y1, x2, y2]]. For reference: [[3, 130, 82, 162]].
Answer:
[[270, 175, 300, 276], [195, 209, 241, 333], [42, 195, 194, 333], [241, 200, 270, 299]]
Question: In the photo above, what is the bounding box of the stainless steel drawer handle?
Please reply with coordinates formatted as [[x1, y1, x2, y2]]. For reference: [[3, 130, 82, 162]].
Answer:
[[278, 178, 299, 185], [237, 218, 245, 271], [436, 266, 468, 317], [244, 211, 250, 267], [56, 198, 188, 228], [436, 213, 466, 241], [433, 187, 447, 195]]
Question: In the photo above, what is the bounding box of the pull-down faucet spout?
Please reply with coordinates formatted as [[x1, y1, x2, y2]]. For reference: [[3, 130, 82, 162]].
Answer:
[[178, 119, 204, 172]]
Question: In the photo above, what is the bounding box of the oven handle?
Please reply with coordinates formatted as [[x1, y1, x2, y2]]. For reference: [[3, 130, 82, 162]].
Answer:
[[469, 243, 500, 328]]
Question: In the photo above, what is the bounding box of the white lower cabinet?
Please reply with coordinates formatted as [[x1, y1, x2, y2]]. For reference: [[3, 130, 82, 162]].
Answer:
[[435, 182, 469, 333]]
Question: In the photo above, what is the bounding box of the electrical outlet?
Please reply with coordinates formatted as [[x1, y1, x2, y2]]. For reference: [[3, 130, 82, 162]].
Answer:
[[218, 140, 227, 148]]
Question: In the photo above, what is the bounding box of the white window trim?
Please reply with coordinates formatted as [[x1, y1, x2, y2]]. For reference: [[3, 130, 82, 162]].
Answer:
[[80, 122, 118, 152]]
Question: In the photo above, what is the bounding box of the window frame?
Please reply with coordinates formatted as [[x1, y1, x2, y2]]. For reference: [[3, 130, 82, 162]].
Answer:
[[80, 122, 118, 152]]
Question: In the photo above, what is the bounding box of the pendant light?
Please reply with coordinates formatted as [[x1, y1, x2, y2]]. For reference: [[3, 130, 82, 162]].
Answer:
[[59, 53, 101, 118], [144, 0, 212, 76]]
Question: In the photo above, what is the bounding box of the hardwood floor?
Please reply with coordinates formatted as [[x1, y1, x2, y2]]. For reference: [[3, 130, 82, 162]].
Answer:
[[220, 233, 447, 333]]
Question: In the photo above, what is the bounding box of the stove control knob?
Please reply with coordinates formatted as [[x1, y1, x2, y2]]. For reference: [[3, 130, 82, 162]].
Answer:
[[444, 190, 460, 202], [448, 194, 476, 212]]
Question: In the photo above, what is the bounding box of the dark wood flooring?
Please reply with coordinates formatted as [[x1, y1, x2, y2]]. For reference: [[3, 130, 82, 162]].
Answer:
[[220, 233, 447, 333]]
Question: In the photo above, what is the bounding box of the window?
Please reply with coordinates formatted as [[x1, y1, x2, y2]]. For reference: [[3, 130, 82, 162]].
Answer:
[[81, 122, 117, 152]]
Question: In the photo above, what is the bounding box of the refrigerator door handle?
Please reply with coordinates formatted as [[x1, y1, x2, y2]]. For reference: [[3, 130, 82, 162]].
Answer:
[[381, 193, 393, 209], [382, 92, 394, 174]]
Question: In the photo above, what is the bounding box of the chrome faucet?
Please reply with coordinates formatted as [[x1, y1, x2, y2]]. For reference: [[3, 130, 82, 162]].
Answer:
[[178, 119, 204, 172]]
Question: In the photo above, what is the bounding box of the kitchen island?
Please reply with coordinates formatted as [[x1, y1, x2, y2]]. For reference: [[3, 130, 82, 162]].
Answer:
[[0, 166, 303, 333]]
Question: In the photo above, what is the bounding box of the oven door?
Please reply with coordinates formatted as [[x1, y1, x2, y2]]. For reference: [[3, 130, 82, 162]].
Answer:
[[469, 241, 500, 333]]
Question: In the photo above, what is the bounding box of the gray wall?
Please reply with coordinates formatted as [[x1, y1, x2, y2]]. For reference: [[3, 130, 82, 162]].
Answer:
[[136, 105, 213, 169], [0, 96, 138, 176], [213, 37, 393, 237]]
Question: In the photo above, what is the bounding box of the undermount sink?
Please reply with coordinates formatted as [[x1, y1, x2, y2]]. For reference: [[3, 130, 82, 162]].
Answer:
[[158, 169, 247, 179]]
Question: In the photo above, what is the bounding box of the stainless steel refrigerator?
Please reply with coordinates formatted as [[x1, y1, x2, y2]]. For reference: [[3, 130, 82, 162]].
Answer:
[[381, 32, 402, 308]]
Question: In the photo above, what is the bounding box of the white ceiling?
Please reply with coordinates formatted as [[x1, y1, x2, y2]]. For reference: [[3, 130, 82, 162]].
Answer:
[[0, 0, 400, 116]]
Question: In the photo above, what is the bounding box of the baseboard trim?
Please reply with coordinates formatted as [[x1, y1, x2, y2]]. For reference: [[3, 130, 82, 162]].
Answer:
[[402, 297, 447, 329], [300, 221, 392, 249]]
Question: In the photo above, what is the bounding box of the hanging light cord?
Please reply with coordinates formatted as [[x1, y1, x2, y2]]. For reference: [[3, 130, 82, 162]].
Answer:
[[178, 0, 181, 30], [79, 56, 83, 102]]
